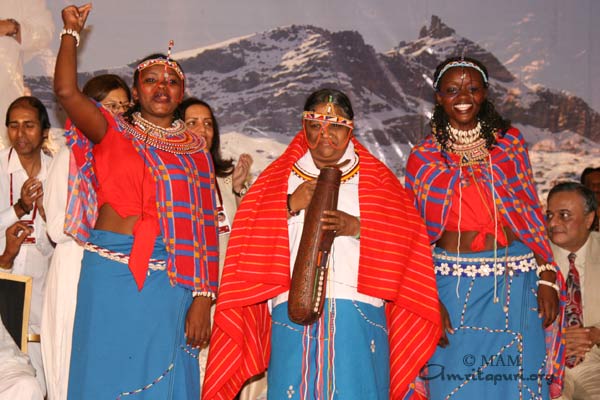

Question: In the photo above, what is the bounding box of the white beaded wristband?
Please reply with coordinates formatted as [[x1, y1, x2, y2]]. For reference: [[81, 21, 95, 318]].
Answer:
[[536, 263, 556, 276], [192, 291, 215, 300], [60, 28, 80, 47], [537, 279, 560, 292]]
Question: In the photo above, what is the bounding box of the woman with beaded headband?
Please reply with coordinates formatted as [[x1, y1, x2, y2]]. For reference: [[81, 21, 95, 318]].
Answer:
[[54, 4, 218, 399], [203, 88, 440, 399], [405, 56, 566, 399]]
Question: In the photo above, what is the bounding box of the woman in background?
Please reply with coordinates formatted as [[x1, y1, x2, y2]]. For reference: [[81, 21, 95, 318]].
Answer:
[[179, 98, 264, 398], [41, 73, 130, 400]]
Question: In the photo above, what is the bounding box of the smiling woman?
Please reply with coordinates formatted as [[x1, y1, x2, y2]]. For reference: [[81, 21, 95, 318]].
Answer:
[[53, 4, 218, 399], [405, 56, 566, 399]]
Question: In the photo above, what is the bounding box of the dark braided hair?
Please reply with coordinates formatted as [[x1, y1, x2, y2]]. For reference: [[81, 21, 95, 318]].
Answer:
[[122, 53, 185, 124], [430, 56, 511, 153]]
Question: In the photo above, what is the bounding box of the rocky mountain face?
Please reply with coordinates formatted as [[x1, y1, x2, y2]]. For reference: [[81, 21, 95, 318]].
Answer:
[[383, 16, 600, 142], [27, 16, 599, 174]]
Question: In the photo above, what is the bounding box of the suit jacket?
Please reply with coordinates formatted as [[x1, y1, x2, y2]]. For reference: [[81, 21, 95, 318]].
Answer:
[[551, 231, 600, 327]]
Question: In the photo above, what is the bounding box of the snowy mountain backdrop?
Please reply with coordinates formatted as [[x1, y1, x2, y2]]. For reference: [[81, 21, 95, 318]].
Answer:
[[27, 16, 599, 198]]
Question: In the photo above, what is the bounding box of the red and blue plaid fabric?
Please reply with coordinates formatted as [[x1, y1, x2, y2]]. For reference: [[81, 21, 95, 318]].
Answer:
[[65, 119, 98, 244], [124, 127, 219, 292], [405, 127, 566, 397], [65, 105, 218, 293]]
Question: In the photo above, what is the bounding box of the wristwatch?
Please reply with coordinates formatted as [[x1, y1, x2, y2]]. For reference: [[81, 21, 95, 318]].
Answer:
[[233, 186, 248, 198]]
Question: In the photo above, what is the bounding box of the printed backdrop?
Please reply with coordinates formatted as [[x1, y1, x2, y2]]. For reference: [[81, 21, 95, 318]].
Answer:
[[18, 0, 600, 196]]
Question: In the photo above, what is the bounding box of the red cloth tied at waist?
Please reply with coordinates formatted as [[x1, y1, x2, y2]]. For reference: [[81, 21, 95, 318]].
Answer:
[[445, 181, 507, 251]]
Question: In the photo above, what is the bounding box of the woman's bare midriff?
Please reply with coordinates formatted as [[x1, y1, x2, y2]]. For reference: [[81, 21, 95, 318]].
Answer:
[[94, 203, 139, 235], [436, 228, 519, 253]]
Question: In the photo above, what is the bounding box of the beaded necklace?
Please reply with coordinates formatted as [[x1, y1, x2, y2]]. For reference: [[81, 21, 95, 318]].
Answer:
[[442, 122, 489, 164], [291, 150, 360, 183], [120, 112, 204, 154]]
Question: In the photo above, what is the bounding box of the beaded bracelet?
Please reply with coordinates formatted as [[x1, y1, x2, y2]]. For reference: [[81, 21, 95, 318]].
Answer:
[[536, 263, 556, 276], [537, 279, 560, 292], [192, 291, 215, 300], [287, 194, 300, 216], [60, 28, 80, 47]]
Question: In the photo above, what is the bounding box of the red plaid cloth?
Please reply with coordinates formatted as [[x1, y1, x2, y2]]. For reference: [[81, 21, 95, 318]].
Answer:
[[202, 132, 440, 400]]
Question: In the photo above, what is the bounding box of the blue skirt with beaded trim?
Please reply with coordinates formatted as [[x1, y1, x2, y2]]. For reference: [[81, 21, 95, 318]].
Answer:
[[424, 241, 549, 400], [268, 299, 390, 400], [67, 230, 199, 399]]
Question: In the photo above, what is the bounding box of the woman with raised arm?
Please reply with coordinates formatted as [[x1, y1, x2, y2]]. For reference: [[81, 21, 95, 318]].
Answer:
[[405, 56, 565, 399], [54, 4, 218, 399], [41, 73, 131, 400]]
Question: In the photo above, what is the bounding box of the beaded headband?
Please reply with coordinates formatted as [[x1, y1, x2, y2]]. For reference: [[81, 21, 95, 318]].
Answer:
[[433, 61, 488, 89], [302, 95, 354, 129], [302, 111, 354, 130], [136, 40, 185, 83]]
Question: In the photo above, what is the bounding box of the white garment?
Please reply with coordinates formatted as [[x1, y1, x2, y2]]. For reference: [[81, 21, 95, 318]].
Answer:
[[0, 319, 43, 400], [198, 174, 268, 399], [41, 146, 83, 400], [552, 232, 600, 400], [0, 0, 53, 146], [0, 147, 52, 395], [272, 141, 381, 308]]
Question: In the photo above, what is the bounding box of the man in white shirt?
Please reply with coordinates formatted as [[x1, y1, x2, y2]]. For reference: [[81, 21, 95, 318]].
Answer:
[[546, 181, 600, 400], [0, 96, 53, 396]]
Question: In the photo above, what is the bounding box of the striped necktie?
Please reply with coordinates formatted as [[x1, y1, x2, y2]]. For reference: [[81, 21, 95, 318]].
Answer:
[[565, 252, 583, 368]]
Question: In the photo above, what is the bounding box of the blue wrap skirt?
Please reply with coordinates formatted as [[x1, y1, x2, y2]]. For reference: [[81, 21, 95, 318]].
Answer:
[[425, 241, 549, 400], [268, 299, 390, 400], [68, 230, 199, 399]]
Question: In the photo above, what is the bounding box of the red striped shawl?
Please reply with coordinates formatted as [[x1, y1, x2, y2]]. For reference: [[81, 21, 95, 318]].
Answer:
[[202, 132, 441, 399]]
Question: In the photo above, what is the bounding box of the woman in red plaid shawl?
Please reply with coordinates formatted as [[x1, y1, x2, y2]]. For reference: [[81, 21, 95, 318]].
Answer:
[[405, 56, 565, 399], [203, 88, 440, 400], [54, 5, 218, 399]]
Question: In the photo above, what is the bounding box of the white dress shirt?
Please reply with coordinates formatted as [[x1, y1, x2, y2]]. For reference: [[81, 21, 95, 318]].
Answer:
[[273, 142, 383, 308]]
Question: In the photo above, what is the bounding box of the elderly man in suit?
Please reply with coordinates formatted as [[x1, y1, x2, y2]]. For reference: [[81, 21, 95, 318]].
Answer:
[[547, 181, 600, 400]]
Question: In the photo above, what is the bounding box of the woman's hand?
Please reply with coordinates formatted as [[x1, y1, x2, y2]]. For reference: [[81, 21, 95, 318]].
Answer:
[[185, 296, 212, 349], [438, 301, 454, 348], [231, 153, 253, 194], [288, 181, 317, 215], [537, 283, 559, 328], [320, 210, 359, 237], [61, 3, 92, 32]]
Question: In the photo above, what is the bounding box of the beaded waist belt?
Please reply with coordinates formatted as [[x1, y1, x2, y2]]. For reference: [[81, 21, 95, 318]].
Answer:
[[433, 251, 536, 277], [84, 243, 166, 271]]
